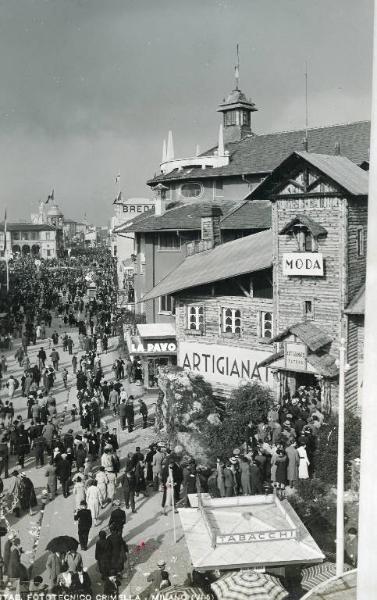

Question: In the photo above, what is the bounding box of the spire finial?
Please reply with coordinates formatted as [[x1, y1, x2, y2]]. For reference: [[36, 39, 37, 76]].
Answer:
[[162, 139, 167, 162], [166, 130, 174, 161], [235, 43, 240, 90]]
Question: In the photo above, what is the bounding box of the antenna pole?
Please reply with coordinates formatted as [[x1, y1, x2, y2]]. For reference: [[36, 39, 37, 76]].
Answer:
[[235, 43, 240, 90], [305, 62, 309, 150]]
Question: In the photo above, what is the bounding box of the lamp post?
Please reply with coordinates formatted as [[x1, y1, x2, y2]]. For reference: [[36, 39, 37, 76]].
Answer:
[[0, 498, 8, 588], [335, 338, 350, 576]]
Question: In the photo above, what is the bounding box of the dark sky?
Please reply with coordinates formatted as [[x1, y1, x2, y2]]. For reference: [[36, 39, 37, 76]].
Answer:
[[0, 0, 373, 224]]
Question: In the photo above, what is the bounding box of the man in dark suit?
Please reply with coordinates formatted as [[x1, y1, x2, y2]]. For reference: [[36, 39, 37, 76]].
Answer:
[[56, 453, 71, 497], [108, 500, 126, 534], [72, 567, 92, 595], [74, 501, 92, 550]]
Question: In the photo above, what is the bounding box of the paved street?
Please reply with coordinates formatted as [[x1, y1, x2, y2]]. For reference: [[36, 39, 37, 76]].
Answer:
[[0, 322, 192, 597]]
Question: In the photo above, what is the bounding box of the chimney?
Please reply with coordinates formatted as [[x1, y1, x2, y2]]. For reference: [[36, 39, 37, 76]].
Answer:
[[154, 183, 169, 217], [200, 205, 222, 247]]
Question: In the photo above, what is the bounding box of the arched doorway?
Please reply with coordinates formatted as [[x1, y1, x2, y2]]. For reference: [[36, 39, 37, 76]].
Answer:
[[22, 245, 30, 256], [12, 245, 20, 255], [31, 245, 40, 256]]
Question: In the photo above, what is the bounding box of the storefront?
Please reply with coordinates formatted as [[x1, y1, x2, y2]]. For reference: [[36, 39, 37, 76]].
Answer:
[[126, 323, 177, 389], [258, 323, 339, 412]]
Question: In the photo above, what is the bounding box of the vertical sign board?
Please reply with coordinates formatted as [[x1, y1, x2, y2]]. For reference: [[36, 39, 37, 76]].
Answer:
[[283, 253, 324, 276], [285, 341, 307, 371]]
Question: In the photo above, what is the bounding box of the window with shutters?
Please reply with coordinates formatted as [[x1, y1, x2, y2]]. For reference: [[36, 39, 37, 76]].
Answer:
[[187, 305, 204, 331], [221, 307, 242, 335], [260, 311, 273, 338]]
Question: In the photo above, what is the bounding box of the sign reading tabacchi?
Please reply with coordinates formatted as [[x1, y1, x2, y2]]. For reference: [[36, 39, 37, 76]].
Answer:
[[216, 529, 297, 545], [285, 341, 307, 371], [283, 252, 324, 276]]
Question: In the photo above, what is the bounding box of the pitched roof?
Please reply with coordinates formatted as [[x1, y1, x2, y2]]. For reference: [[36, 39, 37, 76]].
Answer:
[[114, 200, 238, 233], [0, 222, 56, 232], [148, 120, 370, 185], [248, 152, 369, 200], [279, 214, 327, 237], [220, 200, 271, 230], [345, 285, 365, 315], [141, 229, 272, 301], [271, 321, 333, 352]]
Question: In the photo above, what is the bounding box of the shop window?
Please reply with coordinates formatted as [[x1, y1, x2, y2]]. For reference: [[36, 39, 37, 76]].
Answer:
[[221, 307, 242, 335], [159, 294, 175, 315], [21, 232, 29, 241], [12, 232, 20, 240], [180, 183, 202, 199], [260, 311, 273, 338], [303, 299, 314, 320], [158, 232, 181, 250], [187, 305, 204, 331], [357, 227, 365, 257]]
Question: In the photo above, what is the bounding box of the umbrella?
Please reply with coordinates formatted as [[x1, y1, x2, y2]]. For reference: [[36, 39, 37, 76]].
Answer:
[[211, 570, 288, 600], [46, 536, 79, 553], [162, 586, 207, 599], [301, 561, 352, 591]]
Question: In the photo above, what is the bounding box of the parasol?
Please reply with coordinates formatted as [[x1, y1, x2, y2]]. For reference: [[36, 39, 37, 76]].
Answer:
[[46, 536, 79, 553], [300, 561, 352, 591], [211, 570, 288, 600]]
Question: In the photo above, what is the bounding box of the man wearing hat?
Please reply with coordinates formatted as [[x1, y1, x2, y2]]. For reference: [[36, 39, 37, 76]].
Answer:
[[152, 444, 165, 491], [56, 453, 71, 498], [146, 560, 170, 596]]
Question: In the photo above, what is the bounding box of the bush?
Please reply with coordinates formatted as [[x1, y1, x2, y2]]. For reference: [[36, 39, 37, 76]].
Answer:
[[203, 381, 274, 461], [314, 410, 361, 487]]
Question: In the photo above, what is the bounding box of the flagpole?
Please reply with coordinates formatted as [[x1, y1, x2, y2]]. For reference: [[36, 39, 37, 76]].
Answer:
[[5, 259, 9, 293], [4, 208, 9, 292], [170, 465, 177, 543]]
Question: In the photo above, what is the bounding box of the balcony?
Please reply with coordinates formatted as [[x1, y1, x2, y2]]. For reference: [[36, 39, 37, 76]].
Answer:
[[160, 153, 229, 176]]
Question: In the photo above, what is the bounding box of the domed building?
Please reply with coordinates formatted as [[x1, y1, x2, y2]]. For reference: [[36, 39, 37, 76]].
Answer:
[[46, 201, 64, 229]]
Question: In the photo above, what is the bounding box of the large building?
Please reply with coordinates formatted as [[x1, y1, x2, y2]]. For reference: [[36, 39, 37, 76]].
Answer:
[[0, 223, 59, 259], [116, 77, 370, 325], [141, 151, 368, 412]]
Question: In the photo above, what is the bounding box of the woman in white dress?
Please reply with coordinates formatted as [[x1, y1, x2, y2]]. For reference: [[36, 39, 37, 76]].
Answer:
[[73, 477, 86, 510], [297, 443, 310, 479], [86, 480, 101, 525], [95, 467, 108, 508]]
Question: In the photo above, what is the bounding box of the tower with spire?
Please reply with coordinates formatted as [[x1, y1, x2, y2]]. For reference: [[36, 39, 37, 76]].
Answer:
[[217, 46, 258, 144]]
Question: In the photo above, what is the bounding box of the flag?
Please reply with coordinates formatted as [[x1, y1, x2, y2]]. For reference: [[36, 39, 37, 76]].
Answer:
[[46, 189, 54, 204]]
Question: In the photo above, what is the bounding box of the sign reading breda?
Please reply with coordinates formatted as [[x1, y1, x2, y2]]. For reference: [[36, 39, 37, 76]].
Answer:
[[283, 252, 324, 276]]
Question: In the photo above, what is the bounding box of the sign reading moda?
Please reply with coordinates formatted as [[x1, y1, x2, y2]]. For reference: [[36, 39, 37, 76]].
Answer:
[[283, 252, 324, 276], [178, 341, 270, 387]]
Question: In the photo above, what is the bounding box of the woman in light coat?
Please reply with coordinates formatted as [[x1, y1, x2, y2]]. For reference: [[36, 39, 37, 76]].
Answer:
[[95, 467, 108, 508], [86, 480, 101, 525], [73, 477, 86, 510]]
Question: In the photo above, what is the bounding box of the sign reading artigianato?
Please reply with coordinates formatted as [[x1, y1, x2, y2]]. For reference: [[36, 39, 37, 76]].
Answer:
[[282, 252, 324, 276], [178, 341, 270, 387]]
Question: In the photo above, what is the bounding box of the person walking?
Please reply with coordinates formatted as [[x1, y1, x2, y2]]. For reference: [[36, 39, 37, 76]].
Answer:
[[139, 399, 148, 428], [119, 399, 127, 431], [240, 456, 251, 495], [72, 354, 78, 375], [44, 460, 57, 500], [50, 348, 60, 371], [74, 501, 92, 551], [73, 476, 86, 510], [108, 500, 126, 534], [95, 531, 111, 579], [57, 453, 71, 498], [86, 480, 101, 526], [122, 468, 137, 513], [66, 549, 83, 574], [46, 551, 64, 592]]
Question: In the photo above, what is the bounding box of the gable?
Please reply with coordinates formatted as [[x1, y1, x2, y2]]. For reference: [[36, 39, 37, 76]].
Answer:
[[279, 167, 339, 196]]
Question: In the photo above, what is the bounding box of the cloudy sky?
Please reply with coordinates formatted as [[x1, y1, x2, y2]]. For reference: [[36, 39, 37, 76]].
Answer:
[[0, 0, 373, 224]]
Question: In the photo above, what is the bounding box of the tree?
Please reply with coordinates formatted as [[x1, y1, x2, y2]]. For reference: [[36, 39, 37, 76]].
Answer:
[[314, 410, 361, 487], [203, 381, 274, 461]]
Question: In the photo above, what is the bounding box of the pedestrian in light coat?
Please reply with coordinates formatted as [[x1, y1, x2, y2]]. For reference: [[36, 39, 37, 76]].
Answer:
[[286, 440, 300, 487]]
